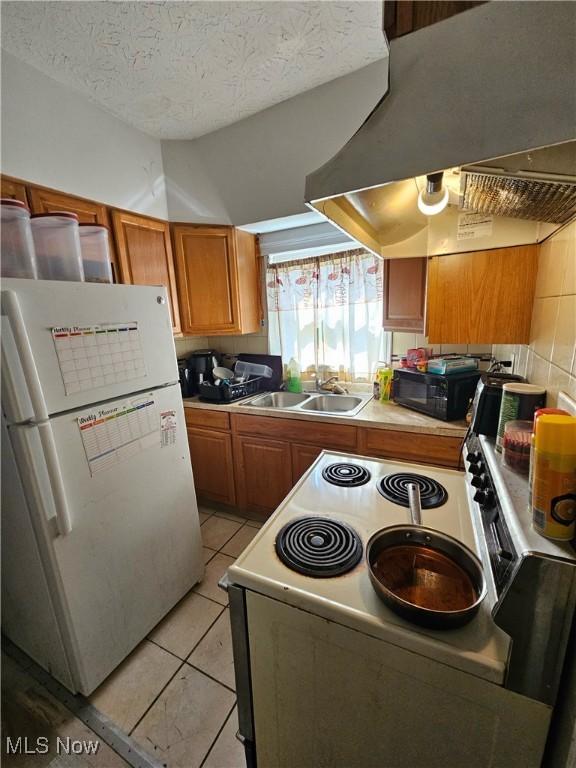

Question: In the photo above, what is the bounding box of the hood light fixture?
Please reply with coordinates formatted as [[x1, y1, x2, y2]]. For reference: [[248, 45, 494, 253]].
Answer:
[[417, 172, 449, 215]]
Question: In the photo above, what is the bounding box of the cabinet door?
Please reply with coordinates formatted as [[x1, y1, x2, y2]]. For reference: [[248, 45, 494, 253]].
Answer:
[[28, 186, 118, 279], [173, 225, 241, 335], [187, 427, 235, 506], [233, 435, 293, 515], [291, 443, 324, 484], [383, 257, 427, 331], [112, 210, 181, 334], [427, 245, 538, 344], [1, 175, 29, 205]]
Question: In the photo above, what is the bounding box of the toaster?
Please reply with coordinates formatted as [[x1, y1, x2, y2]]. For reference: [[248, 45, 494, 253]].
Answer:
[[470, 372, 525, 437]]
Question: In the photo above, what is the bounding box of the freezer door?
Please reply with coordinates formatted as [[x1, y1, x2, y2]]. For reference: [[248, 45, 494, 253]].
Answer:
[[11, 384, 203, 694], [1, 278, 178, 423]]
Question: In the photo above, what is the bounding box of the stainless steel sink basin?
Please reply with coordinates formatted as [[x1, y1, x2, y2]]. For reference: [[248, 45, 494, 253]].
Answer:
[[299, 395, 364, 413], [244, 390, 370, 417], [248, 391, 311, 408]]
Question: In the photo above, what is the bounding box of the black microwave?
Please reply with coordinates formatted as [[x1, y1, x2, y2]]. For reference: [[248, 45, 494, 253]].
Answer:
[[393, 369, 482, 421]]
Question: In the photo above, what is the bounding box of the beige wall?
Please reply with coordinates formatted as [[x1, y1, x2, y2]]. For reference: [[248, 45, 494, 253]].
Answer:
[[1, 52, 168, 219], [161, 59, 388, 226], [493, 219, 576, 407]]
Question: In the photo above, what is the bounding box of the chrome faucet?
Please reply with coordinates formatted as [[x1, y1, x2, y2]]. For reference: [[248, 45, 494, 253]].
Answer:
[[316, 376, 348, 394]]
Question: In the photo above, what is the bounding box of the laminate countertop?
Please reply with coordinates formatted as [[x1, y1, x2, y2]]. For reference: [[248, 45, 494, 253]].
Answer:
[[182, 393, 469, 438]]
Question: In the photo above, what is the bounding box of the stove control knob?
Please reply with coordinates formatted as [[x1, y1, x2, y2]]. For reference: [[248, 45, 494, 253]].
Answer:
[[483, 490, 495, 508], [471, 475, 485, 489], [469, 464, 483, 476], [473, 489, 486, 504], [466, 451, 480, 464]]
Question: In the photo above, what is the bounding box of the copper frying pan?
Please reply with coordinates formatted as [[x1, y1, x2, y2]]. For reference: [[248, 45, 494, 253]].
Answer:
[[367, 484, 487, 629]]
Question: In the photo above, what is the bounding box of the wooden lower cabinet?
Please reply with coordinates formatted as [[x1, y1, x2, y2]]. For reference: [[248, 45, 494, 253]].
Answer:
[[357, 428, 462, 468], [184, 408, 465, 516], [291, 443, 324, 484], [187, 427, 235, 506], [233, 434, 293, 515]]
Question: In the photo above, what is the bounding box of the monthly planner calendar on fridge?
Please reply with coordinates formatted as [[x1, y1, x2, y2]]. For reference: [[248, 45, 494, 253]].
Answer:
[[52, 323, 146, 395]]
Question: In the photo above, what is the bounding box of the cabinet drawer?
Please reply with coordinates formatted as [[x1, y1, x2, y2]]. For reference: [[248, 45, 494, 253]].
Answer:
[[231, 414, 357, 451], [185, 408, 230, 431], [358, 428, 462, 469]]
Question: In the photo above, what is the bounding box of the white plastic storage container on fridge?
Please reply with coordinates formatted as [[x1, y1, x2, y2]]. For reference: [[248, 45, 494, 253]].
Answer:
[[1, 198, 37, 279], [31, 212, 84, 282], [79, 224, 113, 284]]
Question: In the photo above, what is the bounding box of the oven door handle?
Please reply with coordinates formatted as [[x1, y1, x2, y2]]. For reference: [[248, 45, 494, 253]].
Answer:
[[228, 584, 257, 767]]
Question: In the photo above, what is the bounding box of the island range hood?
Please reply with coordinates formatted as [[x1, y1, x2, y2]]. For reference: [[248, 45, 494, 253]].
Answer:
[[305, 2, 576, 257]]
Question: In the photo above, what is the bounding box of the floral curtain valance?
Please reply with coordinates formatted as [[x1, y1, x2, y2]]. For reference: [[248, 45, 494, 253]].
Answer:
[[267, 249, 388, 383]]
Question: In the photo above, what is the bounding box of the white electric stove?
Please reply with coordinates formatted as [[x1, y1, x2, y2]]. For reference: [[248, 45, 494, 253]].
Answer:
[[225, 443, 576, 768], [229, 451, 509, 683]]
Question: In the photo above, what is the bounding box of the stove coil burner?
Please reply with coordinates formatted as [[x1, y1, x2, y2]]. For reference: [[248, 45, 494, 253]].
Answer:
[[322, 462, 371, 487], [275, 517, 363, 577], [378, 473, 448, 509]]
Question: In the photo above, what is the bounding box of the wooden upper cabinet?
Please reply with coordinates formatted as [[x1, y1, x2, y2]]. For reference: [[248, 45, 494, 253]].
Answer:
[[1, 174, 29, 205], [112, 210, 181, 334], [426, 245, 538, 344], [382, 257, 427, 332], [28, 185, 118, 278], [173, 224, 260, 336], [29, 186, 109, 224]]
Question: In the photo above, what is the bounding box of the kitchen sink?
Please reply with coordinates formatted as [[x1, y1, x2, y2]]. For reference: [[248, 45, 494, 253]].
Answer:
[[244, 391, 370, 417], [299, 395, 364, 413], [248, 391, 311, 408]]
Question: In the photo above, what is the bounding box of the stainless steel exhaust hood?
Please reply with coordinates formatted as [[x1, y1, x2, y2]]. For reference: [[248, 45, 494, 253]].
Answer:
[[305, 2, 576, 256]]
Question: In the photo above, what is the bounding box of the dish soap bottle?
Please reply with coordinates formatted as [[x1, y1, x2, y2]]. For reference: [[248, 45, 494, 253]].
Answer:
[[378, 364, 394, 403], [286, 358, 302, 393]]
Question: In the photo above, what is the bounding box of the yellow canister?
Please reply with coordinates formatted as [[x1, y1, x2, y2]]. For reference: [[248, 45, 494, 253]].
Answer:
[[531, 414, 576, 540]]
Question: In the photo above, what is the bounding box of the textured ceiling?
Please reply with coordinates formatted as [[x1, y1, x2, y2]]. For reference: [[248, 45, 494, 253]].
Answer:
[[1, 1, 387, 139]]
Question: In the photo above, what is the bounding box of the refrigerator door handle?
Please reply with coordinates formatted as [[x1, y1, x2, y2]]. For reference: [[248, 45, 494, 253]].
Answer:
[[2, 289, 49, 422], [37, 422, 73, 536]]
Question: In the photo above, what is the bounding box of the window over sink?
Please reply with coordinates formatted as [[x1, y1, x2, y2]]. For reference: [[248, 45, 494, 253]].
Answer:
[[266, 249, 391, 383]]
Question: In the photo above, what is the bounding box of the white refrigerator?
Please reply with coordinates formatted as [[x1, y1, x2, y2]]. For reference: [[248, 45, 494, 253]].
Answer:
[[1, 278, 204, 695]]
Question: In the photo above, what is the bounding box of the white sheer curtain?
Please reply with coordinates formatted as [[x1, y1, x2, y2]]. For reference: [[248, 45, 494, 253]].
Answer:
[[267, 249, 390, 383]]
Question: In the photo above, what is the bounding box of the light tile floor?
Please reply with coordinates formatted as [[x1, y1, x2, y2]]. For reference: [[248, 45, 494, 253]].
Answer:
[[2, 505, 262, 768], [96, 504, 261, 768]]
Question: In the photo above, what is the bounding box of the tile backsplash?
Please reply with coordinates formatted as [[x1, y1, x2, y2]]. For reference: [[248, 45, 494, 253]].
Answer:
[[174, 328, 268, 360], [492, 219, 576, 407]]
